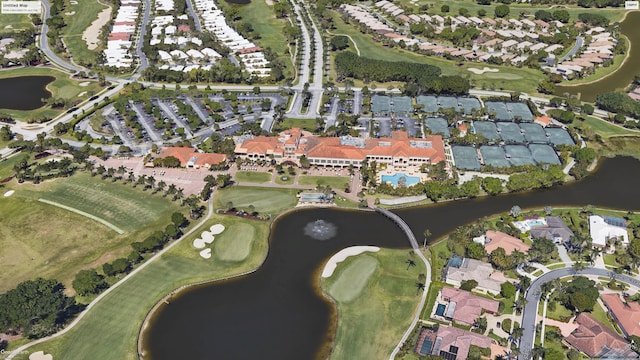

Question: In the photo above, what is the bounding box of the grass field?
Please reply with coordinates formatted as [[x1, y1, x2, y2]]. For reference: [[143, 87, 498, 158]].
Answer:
[[591, 300, 618, 332], [545, 301, 573, 322], [214, 222, 255, 261], [322, 249, 426, 359], [580, 116, 638, 137], [275, 174, 294, 185], [299, 175, 350, 190], [0, 166, 182, 294], [0, 67, 103, 121], [328, 255, 379, 302], [275, 117, 318, 132], [234, 170, 272, 183], [214, 186, 298, 214], [60, 0, 109, 65], [25, 214, 271, 360], [0, 13, 33, 35], [328, 11, 545, 93]]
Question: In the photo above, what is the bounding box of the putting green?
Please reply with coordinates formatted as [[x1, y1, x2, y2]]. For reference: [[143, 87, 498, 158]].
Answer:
[[214, 223, 255, 262], [328, 255, 379, 303]]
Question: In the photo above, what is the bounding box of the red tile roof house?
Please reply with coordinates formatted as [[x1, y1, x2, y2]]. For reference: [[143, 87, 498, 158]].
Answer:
[[157, 147, 227, 169], [431, 326, 494, 359], [440, 287, 499, 326], [565, 313, 637, 358], [602, 293, 640, 338], [482, 230, 531, 255]]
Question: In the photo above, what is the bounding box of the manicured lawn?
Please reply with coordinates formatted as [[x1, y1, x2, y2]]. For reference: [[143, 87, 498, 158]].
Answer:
[[275, 117, 318, 132], [422, 281, 445, 319], [322, 249, 426, 360], [214, 186, 298, 214], [0, 67, 103, 121], [234, 170, 272, 183], [545, 301, 573, 323], [299, 175, 350, 190], [274, 174, 294, 185], [590, 301, 618, 333], [547, 263, 567, 270], [334, 195, 360, 208], [214, 222, 255, 261], [0, 167, 181, 294], [0, 13, 33, 34], [27, 214, 271, 360], [60, 0, 109, 65], [579, 116, 638, 138], [598, 135, 640, 160], [328, 255, 379, 302], [603, 253, 619, 267], [19, 172, 180, 232]]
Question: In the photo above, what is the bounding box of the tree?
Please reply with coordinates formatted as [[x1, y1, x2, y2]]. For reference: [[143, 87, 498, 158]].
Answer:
[[495, 5, 510, 18], [0, 278, 76, 338], [172, 212, 188, 228], [481, 177, 503, 195], [460, 279, 478, 291], [574, 147, 596, 165], [73, 269, 106, 296], [490, 247, 516, 270], [415, 282, 425, 296], [441, 4, 450, 12], [406, 259, 417, 270], [544, 206, 553, 216], [581, 103, 594, 115], [330, 35, 349, 51], [501, 282, 517, 298], [466, 242, 487, 260], [423, 228, 431, 249], [511, 326, 524, 339], [510, 205, 522, 218]]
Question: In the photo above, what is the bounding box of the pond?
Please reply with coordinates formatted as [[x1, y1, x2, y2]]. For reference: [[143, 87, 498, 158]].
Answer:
[[142, 156, 640, 360], [0, 76, 54, 111], [555, 11, 640, 102]]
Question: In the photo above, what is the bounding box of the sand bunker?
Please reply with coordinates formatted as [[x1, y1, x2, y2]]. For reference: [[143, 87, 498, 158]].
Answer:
[[199, 248, 212, 259], [65, 11, 75, 15], [4, 190, 15, 197], [29, 351, 53, 360], [210, 224, 225, 234], [70, 0, 78, 4], [78, 91, 86, 97], [193, 238, 205, 249], [79, 81, 90, 87], [82, 6, 112, 50], [467, 67, 500, 74], [322, 246, 380, 278]]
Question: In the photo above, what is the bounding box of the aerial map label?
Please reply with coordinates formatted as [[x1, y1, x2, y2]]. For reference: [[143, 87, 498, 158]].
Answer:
[[1, 0, 40, 14], [626, 1, 639, 9]]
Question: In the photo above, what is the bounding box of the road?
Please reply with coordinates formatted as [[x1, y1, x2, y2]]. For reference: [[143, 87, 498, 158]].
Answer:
[[558, 36, 585, 63], [184, 0, 202, 32], [183, 97, 212, 125], [518, 267, 640, 359], [133, 0, 151, 75], [38, 0, 84, 73]]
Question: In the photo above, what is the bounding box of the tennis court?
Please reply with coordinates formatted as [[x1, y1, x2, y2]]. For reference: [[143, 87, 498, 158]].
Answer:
[[480, 145, 509, 168], [507, 102, 534, 121], [519, 123, 548, 143], [416, 95, 438, 113], [371, 95, 391, 114], [458, 97, 481, 113], [437, 96, 458, 111], [504, 145, 536, 166], [451, 146, 481, 170], [424, 117, 450, 138], [497, 122, 524, 143], [390, 96, 413, 113], [473, 121, 499, 141], [545, 128, 575, 146], [486, 101, 511, 121], [529, 144, 561, 165]]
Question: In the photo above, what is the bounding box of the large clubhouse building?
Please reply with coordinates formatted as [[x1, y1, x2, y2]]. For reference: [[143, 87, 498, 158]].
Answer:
[[234, 128, 447, 170]]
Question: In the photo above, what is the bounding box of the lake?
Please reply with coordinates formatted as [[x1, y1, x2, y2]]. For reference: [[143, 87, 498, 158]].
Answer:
[[0, 76, 54, 111], [555, 11, 640, 102], [142, 156, 640, 360]]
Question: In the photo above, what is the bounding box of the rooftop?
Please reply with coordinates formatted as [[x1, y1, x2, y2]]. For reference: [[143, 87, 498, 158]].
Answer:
[[602, 293, 640, 337], [483, 230, 530, 255], [445, 258, 505, 294], [565, 313, 636, 358], [440, 287, 499, 326]]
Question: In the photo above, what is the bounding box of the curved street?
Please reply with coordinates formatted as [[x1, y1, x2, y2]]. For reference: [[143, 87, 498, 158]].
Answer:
[[518, 267, 640, 360]]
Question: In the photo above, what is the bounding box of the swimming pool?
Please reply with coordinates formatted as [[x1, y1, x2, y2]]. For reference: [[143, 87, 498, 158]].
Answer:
[[527, 219, 547, 227], [381, 173, 421, 187]]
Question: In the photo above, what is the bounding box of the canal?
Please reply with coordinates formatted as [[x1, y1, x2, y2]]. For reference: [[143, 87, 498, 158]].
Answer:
[[142, 156, 640, 360], [0, 76, 54, 111], [555, 11, 640, 102]]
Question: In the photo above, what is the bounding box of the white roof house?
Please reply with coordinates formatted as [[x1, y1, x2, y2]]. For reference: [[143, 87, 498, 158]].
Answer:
[[589, 215, 629, 247], [158, 50, 172, 61]]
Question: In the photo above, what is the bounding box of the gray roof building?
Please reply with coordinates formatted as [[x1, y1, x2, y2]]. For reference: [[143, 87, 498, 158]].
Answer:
[[530, 216, 574, 244]]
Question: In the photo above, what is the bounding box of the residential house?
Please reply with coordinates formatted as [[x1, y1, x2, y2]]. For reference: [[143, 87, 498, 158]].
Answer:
[[602, 293, 640, 337], [589, 215, 629, 247], [477, 230, 530, 255], [428, 326, 494, 359], [530, 216, 575, 244], [439, 287, 499, 326], [445, 257, 506, 294], [565, 313, 637, 358]]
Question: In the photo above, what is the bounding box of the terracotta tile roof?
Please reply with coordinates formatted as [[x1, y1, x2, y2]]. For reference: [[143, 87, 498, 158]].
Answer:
[[535, 115, 552, 126], [177, 24, 190, 32], [602, 294, 640, 337], [484, 230, 530, 255], [435, 326, 493, 359], [441, 287, 499, 326], [565, 313, 635, 358], [158, 147, 226, 168]]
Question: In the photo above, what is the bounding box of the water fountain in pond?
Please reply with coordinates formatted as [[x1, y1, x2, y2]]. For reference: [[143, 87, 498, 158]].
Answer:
[[304, 219, 337, 240]]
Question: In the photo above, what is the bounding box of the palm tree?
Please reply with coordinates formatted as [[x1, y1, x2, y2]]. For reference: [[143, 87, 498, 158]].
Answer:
[[415, 282, 425, 296], [157, 181, 166, 194], [510, 205, 522, 218], [174, 188, 184, 202], [128, 171, 135, 183], [572, 260, 587, 273], [423, 228, 431, 249], [513, 298, 528, 313], [511, 327, 524, 340], [146, 175, 156, 190], [167, 184, 177, 197], [543, 206, 553, 216], [406, 259, 416, 270]]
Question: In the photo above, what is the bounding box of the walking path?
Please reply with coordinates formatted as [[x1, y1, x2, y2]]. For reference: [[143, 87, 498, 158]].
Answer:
[[6, 198, 215, 360]]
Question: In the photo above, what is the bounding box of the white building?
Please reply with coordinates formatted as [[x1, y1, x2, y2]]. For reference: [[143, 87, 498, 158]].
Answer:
[[589, 215, 629, 247]]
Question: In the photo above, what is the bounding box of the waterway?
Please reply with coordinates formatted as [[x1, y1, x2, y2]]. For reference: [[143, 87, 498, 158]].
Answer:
[[555, 11, 640, 102], [0, 76, 54, 111], [142, 156, 640, 360]]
